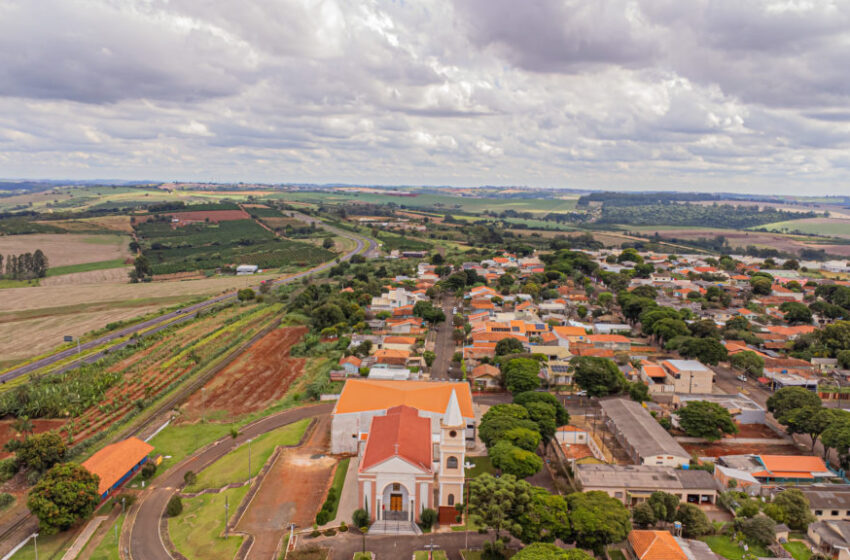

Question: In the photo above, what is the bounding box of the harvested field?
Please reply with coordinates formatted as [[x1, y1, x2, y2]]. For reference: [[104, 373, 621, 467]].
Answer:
[[0, 233, 129, 268], [35, 215, 134, 233], [170, 209, 251, 223], [235, 416, 336, 560], [646, 228, 850, 257], [260, 216, 309, 230], [683, 441, 800, 458], [40, 266, 131, 286], [0, 272, 281, 361], [181, 327, 307, 422], [0, 419, 66, 459]]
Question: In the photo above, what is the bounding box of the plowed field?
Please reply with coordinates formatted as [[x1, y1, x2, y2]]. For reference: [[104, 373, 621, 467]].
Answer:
[[0, 419, 66, 459], [181, 327, 308, 421]]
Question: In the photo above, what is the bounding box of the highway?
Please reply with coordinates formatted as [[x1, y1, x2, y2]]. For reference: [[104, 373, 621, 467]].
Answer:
[[0, 214, 376, 385]]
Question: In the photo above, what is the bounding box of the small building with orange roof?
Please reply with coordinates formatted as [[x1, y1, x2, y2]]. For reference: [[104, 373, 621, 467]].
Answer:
[[627, 530, 719, 560], [82, 437, 154, 500]]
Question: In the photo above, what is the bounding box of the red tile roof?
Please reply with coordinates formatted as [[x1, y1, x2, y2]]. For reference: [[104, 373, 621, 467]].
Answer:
[[82, 437, 153, 496], [360, 405, 432, 471]]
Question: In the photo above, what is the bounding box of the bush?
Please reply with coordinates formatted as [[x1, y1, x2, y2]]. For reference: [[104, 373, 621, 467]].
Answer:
[[420, 508, 437, 529], [322, 528, 336, 536], [352, 508, 370, 529], [166, 495, 183, 517], [316, 510, 330, 525], [0, 493, 14, 509], [339, 521, 348, 532], [0, 457, 18, 482], [183, 470, 197, 486], [140, 462, 157, 480], [310, 530, 321, 538]]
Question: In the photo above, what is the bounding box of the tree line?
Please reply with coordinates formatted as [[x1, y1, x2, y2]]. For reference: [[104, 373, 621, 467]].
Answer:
[[0, 249, 49, 280]]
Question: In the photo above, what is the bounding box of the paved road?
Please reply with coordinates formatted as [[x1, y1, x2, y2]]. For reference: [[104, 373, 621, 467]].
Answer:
[[305, 530, 498, 560], [126, 402, 334, 560], [0, 214, 376, 385], [430, 296, 457, 380]]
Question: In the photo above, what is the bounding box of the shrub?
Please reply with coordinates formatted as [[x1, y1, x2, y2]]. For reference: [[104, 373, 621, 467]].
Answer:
[[166, 495, 183, 517], [316, 510, 330, 525], [352, 508, 369, 529], [140, 462, 157, 480], [420, 508, 437, 529], [0, 493, 14, 509], [322, 528, 336, 537], [310, 530, 321, 538], [0, 457, 18, 482], [339, 521, 348, 532], [183, 470, 197, 486]]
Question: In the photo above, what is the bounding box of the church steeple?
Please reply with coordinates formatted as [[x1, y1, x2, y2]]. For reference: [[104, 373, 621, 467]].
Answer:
[[443, 389, 463, 428]]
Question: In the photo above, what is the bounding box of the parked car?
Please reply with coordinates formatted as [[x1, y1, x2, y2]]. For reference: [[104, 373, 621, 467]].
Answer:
[[737, 374, 748, 382]]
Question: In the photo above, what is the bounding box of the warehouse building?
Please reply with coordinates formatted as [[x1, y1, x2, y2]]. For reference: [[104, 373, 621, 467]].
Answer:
[[600, 398, 690, 467]]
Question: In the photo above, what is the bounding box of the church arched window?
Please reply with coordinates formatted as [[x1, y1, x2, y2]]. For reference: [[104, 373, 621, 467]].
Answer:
[[447, 456, 458, 469]]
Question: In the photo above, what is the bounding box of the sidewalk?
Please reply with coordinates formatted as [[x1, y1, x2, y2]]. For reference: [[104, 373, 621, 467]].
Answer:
[[60, 516, 107, 560], [331, 456, 360, 526]]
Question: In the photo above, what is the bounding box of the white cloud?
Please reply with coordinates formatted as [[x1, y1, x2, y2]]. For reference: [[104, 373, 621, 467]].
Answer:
[[0, 0, 847, 193]]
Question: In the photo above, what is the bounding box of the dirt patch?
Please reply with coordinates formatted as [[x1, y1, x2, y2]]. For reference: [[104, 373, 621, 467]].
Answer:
[[169, 210, 251, 224], [734, 423, 783, 438], [0, 233, 129, 268], [683, 442, 801, 458], [40, 267, 131, 286], [181, 327, 308, 421], [0, 419, 66, 460], [236, 416, 336, 560]]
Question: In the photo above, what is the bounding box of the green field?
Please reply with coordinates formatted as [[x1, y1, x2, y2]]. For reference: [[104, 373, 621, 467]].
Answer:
[[185, 419, 311, 491], [414, 552, 448, 560], [86, 513, 126, 560], [148, 422, 244, 473], [322, 457, 350, 520], [760, 218, 850, 238], [168, 485, 248, 560], [46, 258, 127, 277], [700, 535, 770, 560], [375, 231, 433, 252], [783, 541, 812, 560], [465, 456, 497, 478], [136, 216, 333, 274]]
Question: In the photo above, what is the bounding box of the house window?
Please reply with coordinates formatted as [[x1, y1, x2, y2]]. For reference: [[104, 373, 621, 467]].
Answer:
[[448, 494, 455, 506], [816, 510, 823, 516], [447, 456, 458, 469], [833, 510, 840, 516]]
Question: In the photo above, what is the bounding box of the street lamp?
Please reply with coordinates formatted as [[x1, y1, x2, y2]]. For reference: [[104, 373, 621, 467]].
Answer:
[[464, 461, 474, 553], [247, 438, 253, 481], [33, 532, 39, 560]]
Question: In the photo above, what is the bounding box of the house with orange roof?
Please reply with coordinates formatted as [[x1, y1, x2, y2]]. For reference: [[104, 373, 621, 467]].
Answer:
[[339, 355, 362, 375], [375, 348, 411, 366], [469, 363, 500, 390], [718, 454, 833, 485], [587, 334, 631, 352], [552, 325, 588, 346], [383, 336, 417, 352], [640, 361, 674, 394], [82, 437, 154, 500], [628, 530, 687, 560]]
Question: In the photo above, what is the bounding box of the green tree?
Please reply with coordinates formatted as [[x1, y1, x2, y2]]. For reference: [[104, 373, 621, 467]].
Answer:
[[781, 406, 838, 451], [467, 474, 534, 543], [489, 441, 543, 478], [12, 432, 67, 473], [496, 337, 525, 356], [678, 337, 728, 365], [501, 427, 542, 452], [237, 288, 256, 301], [420, 507, 437, 529], [597, 292, 613, 310], [413, 301, 446, 324], [565, 491, 632, 554], [674, 401, 738, 441], [730, 351, 765, 377], [571, 356, 625, 397], [628, 381, 650, 403], [312, 303, 346, 330], [738, 516, 775, 546], [27, 463, 100, 535], [322, 237, 335, 249], [780, 302, 813, 325], [767, 387, 822, 421], [769, 489, 815, 531], [750, 276, 772, 295], [652, 318, 690, 343], [131, 254, 152, 282], [648, 491, 680, 523], [839, 349, 850, 370], [632, 502, 657, 528], [503, 358, 541, 395], [513, 391, 569, 426], [816, 321, 850, 356], [479, 406, 539, 448], [166, 495, 183, 517], [524, 401, 557, 440], [423, 350, 436, 367], [821, 415, 850, 467], [675, 503, 712, 537]]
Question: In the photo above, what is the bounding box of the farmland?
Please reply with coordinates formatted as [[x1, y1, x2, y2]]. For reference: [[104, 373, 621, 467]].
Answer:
[[758, 217, 850, 239], [181, 326, 308, 422], [0, 302, 282, 452], [0, 233, 130, 269], [135, 215, 333, 274]]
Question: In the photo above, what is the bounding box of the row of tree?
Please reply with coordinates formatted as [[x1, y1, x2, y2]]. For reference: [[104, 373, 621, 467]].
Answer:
[[0, 250, 49, 279]]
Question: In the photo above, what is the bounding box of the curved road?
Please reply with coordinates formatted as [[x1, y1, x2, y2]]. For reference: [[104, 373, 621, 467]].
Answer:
[[0, 214, 376, 385], [125, 402, 334, 560]]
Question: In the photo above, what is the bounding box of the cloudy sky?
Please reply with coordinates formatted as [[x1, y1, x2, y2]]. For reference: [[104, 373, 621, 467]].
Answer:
[[1, 0, 849, 194]]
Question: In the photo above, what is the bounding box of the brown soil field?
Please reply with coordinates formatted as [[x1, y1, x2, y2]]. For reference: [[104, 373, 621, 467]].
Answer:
[[235, 416, 336, 559], [181, 327, 307, 421], [260, 217, 309, 230], [170, 210, 251, 223], [734, 423, 783, 438], [0, 233, 129, 267], [0, 419, 66, 460], [40, 267, 132, 286], [683, 441, 800, 458]]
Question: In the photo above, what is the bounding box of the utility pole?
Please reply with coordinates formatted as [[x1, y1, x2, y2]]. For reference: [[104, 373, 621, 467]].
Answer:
[[201, 387, 206, 423], [33, 533, 39, 560], [224, 495, 229, 537], [247, 438, 252, 481]]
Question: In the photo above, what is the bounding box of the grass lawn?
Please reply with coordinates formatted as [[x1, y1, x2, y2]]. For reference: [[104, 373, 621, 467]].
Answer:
[[45, 258, 127, 277], [461, 552, 482, 560], [701, 535, 770, 560], [783, 541, 812, 560], [466, 456, 497, 478], [186, 418, 311, 491], [86, 513, 126, 560], [414, 552, 448, 560], [147, 422, 238, 474], [451, 518, 482, 532], [353, 553, 372, 560], [608, 550, 627, 560], [9, 530, 75, 560], [168, 485, 248, 560], [324, 457, 350, 520]]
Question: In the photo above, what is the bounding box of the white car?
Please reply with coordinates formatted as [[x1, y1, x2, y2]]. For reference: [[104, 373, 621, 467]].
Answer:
[[736, 375, 748, 382]]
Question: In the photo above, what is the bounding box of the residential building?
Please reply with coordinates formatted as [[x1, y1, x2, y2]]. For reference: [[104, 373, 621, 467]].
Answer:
[[716, 454, 832, 485], [801, 486, 850, 521], [600, 398, 690, 467], [809, 520, 850, 560], [628, 530, 717, 560], [672, 393, 766, 425], [661, 360, 714, 394], [575, 464, 718, 506]]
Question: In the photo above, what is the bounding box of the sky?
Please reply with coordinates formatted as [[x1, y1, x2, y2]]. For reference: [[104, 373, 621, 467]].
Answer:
[[1, 0, 849, 195]]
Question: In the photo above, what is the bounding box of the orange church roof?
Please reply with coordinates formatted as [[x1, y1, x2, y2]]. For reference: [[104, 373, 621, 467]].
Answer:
[[335, 379, 474, 417]]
